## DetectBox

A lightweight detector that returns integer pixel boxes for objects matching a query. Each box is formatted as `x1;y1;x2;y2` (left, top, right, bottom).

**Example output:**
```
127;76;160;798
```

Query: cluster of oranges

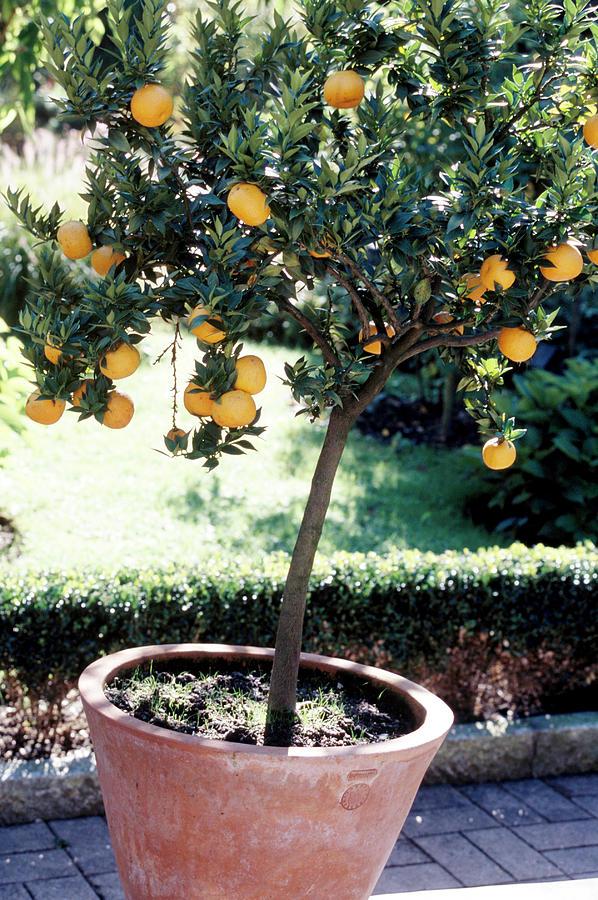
27;72;362;435
26;339;139;428
25;75;597;472
182;305;267;432
469;243;590;470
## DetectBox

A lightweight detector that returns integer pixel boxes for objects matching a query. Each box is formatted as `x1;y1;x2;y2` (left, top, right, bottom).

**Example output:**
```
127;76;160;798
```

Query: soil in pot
104;657;418;747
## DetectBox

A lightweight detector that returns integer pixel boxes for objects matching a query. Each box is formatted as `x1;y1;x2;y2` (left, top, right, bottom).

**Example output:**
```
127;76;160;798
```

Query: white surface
373;879;598;900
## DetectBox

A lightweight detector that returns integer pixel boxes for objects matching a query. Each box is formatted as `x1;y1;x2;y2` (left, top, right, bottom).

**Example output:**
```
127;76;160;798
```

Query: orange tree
8;0;598;735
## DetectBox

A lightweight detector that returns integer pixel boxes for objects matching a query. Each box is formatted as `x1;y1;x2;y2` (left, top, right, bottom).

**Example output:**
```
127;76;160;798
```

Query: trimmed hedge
1;543;597;694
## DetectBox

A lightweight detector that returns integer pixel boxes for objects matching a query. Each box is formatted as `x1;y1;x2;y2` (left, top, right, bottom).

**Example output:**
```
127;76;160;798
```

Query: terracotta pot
79;643;453;900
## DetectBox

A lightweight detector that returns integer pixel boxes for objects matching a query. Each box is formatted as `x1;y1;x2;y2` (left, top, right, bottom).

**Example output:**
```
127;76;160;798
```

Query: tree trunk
265;405;354;740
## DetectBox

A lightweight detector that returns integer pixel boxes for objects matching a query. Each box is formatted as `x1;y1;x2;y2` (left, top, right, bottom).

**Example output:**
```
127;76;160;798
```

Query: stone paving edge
1;711;597;825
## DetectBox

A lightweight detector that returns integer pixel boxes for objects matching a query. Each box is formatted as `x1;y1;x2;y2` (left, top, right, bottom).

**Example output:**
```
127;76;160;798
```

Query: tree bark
265;405;354;736
264;328;424;741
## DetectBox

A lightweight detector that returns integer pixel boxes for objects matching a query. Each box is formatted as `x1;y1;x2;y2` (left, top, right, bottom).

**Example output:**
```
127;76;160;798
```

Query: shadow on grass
165;420;503;557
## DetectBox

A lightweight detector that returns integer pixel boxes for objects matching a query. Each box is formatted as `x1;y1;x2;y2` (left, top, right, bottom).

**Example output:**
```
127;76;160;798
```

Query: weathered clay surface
79;644;453;900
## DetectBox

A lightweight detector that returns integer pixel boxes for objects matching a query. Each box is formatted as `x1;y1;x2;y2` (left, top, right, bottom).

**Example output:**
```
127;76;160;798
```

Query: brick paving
0;775;596;898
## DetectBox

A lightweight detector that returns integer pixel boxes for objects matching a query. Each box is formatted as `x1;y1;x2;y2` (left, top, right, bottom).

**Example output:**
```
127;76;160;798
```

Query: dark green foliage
468;357;598;543
2;543;597;695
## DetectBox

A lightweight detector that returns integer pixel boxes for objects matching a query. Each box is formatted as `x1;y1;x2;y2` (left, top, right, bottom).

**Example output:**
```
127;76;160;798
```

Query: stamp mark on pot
340;782;370;810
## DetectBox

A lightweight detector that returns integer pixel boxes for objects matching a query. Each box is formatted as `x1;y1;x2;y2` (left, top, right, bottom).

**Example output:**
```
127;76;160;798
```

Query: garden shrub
1;542;597;699
467;357;598;545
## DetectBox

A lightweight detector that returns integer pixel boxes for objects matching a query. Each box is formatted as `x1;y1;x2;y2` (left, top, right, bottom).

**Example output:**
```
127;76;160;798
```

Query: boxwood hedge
1;542;597;695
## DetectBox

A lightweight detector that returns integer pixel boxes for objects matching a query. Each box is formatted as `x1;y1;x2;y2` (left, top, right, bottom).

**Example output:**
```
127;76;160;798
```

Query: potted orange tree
8;0;598;895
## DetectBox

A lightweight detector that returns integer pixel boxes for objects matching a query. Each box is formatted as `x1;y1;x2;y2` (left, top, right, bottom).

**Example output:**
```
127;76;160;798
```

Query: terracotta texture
79;644;453;900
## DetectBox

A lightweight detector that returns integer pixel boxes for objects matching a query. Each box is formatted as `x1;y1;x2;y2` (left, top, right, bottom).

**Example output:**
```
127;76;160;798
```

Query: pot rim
79;643;454;759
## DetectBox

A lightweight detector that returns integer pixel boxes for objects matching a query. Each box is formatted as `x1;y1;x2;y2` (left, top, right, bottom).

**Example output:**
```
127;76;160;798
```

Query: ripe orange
91;246;126;277
130;83;173;128
479;254;515;290
188;306;226;343
227;183;270;227
482;437;517;470
359;322;396;354
307;235;335;258
211;390;257;428
234;355;267;394
167;427;186;441
183;382;213;417
583;115;598;148
56;221;92;260
44;335;63;365
99;343;140;379
540;242;583;282
588;249;598;265
497;327;537;363
72;379;94;408
461;273;486;304
25;390;65;425
102;391;134;429
432;312;464;335
323;70;365;109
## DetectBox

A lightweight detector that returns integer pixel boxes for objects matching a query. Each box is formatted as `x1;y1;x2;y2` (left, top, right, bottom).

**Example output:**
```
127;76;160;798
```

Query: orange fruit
323;70;365;109
56;221;92;260
540;242;583;282
211;390;257;428
307;235;335;258
482;437;517;470
44;335;63;365
130;83;173;128
234;355;267;394
432;312;464;335
227;183;270;227
588;249;598;265
188;306;226;343
72;379;94;408
479;254;516;290
25;390;65;425
583;115;598;148
461;273;486;304
167;427;186;441
91;246;126;277
497;327;537;363
102;391;134;429
99;343;140;379
359;322;396;354
183;382;213;417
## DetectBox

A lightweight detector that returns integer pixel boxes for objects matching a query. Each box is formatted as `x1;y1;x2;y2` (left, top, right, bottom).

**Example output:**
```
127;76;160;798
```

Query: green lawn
0;324;507;572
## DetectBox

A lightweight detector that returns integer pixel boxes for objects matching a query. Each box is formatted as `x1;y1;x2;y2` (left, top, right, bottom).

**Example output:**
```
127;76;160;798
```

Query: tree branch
399;327;501;363
526;278;554;314
274;296;342;368
327;263;372;339
493;64;558;143
335;252;403;333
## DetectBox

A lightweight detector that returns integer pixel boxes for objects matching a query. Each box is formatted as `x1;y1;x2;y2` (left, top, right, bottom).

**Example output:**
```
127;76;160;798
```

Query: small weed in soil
104;659;417;748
